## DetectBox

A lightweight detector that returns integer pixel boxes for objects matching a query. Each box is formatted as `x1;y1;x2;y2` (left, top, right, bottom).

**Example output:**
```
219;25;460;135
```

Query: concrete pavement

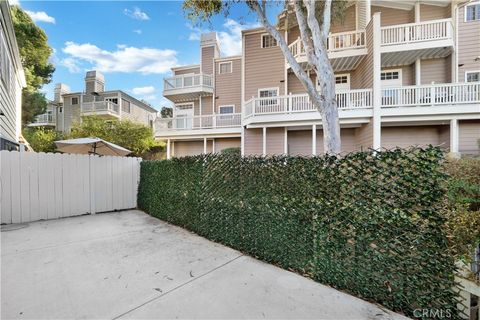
1;210;408;319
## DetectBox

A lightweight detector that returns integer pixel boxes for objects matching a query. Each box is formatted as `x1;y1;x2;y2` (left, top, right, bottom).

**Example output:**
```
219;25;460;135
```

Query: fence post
89;155;96;214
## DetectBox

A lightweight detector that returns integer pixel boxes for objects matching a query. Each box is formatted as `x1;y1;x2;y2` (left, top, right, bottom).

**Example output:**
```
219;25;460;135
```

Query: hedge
138;147;460;318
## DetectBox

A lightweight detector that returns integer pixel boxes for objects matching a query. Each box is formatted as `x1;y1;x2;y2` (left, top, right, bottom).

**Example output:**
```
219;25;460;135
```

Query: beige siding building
29;71;158;133
157;0;480;158
0;0;26;150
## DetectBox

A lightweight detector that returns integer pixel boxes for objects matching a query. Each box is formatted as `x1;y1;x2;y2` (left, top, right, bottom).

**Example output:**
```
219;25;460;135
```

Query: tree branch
293;1;317;67
322;0;332;40
249;0;319;98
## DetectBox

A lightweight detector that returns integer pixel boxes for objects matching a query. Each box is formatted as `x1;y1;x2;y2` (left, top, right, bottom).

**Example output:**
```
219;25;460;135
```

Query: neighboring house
157;0;480;158
0;0;27;151
29;71;158;133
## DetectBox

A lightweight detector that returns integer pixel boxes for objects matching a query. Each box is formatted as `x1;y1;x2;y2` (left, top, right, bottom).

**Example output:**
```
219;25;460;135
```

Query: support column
166;139;171;160
312;124;317;156
241;126;245;156
262;127;267;156
450;119;460;157
203;137;207;154
372;13;382;150
283;127;288;155
414;1;421;85
212;138;215;154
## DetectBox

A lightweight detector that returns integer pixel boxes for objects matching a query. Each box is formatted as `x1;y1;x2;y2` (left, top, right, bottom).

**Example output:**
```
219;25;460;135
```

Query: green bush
23;127;64;152
138;147;460;318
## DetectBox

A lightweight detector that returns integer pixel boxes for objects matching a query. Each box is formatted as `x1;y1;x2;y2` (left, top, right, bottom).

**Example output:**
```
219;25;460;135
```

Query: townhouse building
0;0;27;151
157;0;480;158
29;71;158;133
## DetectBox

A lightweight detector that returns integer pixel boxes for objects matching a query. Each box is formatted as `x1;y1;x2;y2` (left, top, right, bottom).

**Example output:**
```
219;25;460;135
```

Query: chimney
54;83;70;103
200;32;220;75
85;70;105;94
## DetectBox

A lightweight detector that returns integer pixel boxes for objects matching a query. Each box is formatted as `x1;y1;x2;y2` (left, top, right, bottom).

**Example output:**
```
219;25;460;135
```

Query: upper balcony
155;113;242;138
27;113;56;127
287;30;367;72
163;73;214;103
380;19;453;67
81;101;120;119
243;83;480;126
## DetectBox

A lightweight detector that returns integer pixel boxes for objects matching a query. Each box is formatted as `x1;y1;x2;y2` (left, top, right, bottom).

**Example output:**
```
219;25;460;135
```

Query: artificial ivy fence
138;147;460;318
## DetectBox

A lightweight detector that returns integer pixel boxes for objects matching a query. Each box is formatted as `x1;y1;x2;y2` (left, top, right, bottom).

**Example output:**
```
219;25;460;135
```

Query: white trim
450;118;459;155
312;124;317;156
262;127;267;156
174;102;194;117
171;64;200;72
465;70;480;82
218;61;233;74
219;105;235;114
464;1;480;22
283;127;288;154
260;33;278;48
215;55;241;62
258;87;280;97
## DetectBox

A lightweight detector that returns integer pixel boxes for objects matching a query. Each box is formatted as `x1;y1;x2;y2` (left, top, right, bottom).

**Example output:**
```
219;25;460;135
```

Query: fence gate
0;151;141;224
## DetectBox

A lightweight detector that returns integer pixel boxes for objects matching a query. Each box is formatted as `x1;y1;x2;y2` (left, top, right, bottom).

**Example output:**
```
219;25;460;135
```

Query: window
381;71;400;81
219;105;234;114
71;97;79;105
58;107;63;113
259;88;278;98
121;99;131;113
105;97;118;104
466;3;480;21
261;34;277;48
335;76;349;84
466;71;480;82
219;62;232;74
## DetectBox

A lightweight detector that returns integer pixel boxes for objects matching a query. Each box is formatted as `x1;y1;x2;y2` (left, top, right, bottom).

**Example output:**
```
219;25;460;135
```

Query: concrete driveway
1;210;407;319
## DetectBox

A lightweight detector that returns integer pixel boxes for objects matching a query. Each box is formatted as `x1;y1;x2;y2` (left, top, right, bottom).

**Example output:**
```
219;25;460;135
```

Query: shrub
138;147;460;318
23;127;64;152
220;147;240;156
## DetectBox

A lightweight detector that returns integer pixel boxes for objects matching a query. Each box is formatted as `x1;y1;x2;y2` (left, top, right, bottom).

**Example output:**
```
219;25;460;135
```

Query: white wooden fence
0;151;141;224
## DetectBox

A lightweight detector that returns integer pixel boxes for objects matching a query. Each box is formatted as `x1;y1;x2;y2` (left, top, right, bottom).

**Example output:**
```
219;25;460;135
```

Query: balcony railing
157;113;241;132
288;30;366;58
244;89;373;117
81;101;119;114
381;82;480;108
32;113;55;125
163;73;213;91
381;18;452;46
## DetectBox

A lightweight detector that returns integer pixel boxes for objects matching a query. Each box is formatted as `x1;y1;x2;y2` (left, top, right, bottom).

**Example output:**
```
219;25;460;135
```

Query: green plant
138;147;460;318
220;147;240;156
23;127;64;152
69;116;158;157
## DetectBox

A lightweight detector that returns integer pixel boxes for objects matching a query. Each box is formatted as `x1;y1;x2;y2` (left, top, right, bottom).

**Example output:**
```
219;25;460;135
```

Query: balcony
81;101;120;119
155;113;242;138
287;30;367;71
381;82;480;118
380;19;453;67
27;113;56;127
244;89;373;126
163;73;214;103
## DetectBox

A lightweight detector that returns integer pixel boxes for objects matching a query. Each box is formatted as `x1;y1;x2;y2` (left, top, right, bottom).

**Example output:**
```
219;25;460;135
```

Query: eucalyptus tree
183;0;347;154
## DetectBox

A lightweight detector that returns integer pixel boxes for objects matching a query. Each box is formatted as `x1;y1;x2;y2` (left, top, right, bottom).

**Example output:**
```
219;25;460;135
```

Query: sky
14;0;283;111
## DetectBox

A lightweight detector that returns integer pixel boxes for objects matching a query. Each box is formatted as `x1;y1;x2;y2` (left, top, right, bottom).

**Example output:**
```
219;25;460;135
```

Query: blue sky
14;0;283;111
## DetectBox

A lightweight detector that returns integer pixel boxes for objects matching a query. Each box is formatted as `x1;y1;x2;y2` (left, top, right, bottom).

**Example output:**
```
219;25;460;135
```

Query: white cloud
60;57;81;73
62;42;177;74
188;19;260;56
133;29;142;34
132;86;155;95
124;7;149;21
25;10;55;24
9;0;20;6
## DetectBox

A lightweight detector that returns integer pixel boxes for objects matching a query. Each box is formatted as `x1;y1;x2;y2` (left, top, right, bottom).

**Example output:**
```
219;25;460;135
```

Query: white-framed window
380;70;401;81
218;62;232;74
381;69;403;105
219;105;234;114
465;2;480;21
174;102;194;129
466;71;480;82
121;99;131;113
261;34;278;48
105;97;119;105
71;97;79;105
258;87;279;98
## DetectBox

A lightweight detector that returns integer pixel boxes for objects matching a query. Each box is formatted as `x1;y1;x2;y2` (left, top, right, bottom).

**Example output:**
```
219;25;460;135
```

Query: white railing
33;113;55;124
244;89;373;117
157;113;241;132
82;101;119;114
288;30;366;58
163;73;213;91
381;82;480;108
381;18;452;46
